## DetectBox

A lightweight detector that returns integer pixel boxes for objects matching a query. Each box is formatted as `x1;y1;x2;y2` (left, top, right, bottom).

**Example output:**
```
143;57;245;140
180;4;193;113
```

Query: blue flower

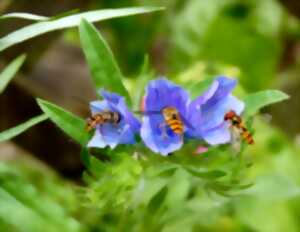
140;78;192;156
87;90;140;149
187;76;245;145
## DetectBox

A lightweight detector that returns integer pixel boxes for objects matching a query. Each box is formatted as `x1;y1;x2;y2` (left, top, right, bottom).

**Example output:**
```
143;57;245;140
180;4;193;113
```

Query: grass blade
0;54;26;93
0;7;164;52
0;114;48;142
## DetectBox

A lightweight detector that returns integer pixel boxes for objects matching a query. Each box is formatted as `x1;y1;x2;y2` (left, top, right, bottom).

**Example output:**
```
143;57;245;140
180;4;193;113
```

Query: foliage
0;6;163;52
0;2;300;232
0;161;84;232
0;55;48;142
0;54;26;94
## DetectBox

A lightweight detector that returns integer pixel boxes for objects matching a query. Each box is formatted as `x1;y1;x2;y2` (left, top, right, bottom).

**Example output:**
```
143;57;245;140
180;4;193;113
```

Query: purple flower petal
141;78;189;155
188;76;245;145
87;90;140;149
141;116;183;156
202;122;231;145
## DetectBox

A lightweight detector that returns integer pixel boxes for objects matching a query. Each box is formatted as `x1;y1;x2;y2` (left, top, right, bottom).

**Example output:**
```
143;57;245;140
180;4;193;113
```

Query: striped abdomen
224;110;254;145
166;118;184;135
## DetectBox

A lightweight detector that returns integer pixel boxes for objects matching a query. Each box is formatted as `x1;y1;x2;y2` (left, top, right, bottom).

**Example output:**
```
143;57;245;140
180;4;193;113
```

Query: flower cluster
87;76;245;156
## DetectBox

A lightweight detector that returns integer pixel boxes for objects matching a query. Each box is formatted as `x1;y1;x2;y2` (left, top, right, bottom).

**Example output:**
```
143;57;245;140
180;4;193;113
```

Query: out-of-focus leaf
80;148;91;168
0;7;164;52
0;54;26;93
243;90;289;118
188;78;214;99
0;13;49;21
244;174;300;200
37;99;89;146
169;0;283;91
146;163;179;178
165;169;190;207
185;167;227;180
147;185;168;214
79;19;130;103
132;55;154;110
0;114;48;142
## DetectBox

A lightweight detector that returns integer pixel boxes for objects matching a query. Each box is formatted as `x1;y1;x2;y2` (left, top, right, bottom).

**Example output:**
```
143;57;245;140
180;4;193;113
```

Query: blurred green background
1;0;300;231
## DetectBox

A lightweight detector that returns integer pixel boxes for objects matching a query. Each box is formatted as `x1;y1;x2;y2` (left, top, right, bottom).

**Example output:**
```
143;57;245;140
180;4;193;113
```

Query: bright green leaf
0;114;48;142
0;13;49;21
0;7;164;52
0;54;26;93
37;98;89;146
243;90;289;118
185;167;227;179
79;19;130;102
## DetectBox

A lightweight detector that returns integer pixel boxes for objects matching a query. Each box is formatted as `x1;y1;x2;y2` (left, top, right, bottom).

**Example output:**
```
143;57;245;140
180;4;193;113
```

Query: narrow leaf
185;167;227;180
0;54;26;93
243;90;289;118
147;185;168;213
80;148;91;168
79;19;130;102
132;55;154;109
0;13;49;21
0;114;48;142
0;7;164;52
37;99;89;146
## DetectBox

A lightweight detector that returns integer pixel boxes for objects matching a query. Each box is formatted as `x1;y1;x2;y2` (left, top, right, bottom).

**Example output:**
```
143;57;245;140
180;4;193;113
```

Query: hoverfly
86;111;121;132
224;110;254;145
135;106;193;137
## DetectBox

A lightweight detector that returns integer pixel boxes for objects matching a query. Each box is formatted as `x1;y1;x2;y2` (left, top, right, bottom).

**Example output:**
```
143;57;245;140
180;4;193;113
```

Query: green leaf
132;55;154;109
0;7;164;52
0;114;48;142
244;174;300;200
80;148;91;168
37;99;89;146
79;19;130;103
185;167;227;179
0;54;26;93
147;185;168;214
243;90;289;118
0;13;49;21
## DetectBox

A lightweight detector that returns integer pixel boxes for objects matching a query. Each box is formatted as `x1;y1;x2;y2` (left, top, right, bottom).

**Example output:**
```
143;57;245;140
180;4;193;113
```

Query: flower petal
90;101;110;114
87;128;106;148
202;122;231;145
141;115;183;156
201;94;245;131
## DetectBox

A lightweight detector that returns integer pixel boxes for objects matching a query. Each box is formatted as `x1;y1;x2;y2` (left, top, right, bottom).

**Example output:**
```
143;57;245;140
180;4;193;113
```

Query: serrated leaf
0;13;49;21
0;7;163;52
0;114;48;142
243;90;289;118
37;99;89;146
0;54;26;93
79;19;130;102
